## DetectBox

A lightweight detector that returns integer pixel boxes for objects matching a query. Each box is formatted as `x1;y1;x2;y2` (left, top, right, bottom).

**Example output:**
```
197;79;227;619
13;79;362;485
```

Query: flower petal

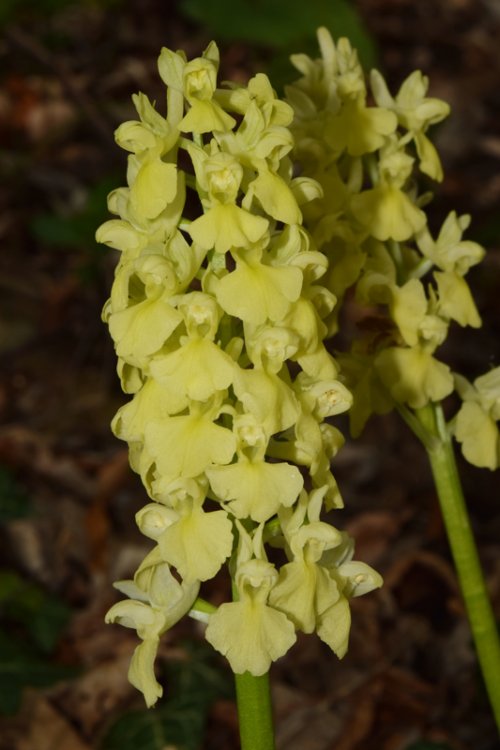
145;414;236;479
351;184;426;242
128;638;163;708
159;508;233;582
205;600;296;675
316;596;351;658
108;296;182;366
150;339;235;401
188;203;268;253
455;401;499;470
376;346;453;408
215;259;302;325
207;460;303;522
130;160;178;220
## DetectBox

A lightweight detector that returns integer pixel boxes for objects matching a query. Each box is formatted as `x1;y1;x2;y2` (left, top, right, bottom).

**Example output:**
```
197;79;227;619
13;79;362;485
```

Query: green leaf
0;571;71;653
0;629;76;715
31;174;121;282
0;467;32;521
31;175;120;251
102;641;232;750
31;214;86;248
179;0;377;69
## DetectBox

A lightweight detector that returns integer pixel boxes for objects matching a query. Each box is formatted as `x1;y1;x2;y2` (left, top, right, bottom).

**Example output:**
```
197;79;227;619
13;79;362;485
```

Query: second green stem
416;403;500;731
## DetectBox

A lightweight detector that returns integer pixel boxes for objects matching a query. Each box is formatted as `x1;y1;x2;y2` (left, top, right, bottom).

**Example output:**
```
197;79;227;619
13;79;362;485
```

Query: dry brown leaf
0;690;91;750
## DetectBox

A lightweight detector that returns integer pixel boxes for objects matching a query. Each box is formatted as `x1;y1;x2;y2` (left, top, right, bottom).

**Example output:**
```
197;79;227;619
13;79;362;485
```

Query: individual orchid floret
112;375;189;447
112;94;184;225
269;489;344;634
149;335;235;402
244;166;303;225
334;36;367;102
205;524;296;675
213;99;294;176
370;69;449;135
215;72;294;129
233;365;300;437
324;97;397;157
105;548;199;707
244;324;300;373
213;246;303;326
433;270;481;329
206;413;304;522
115;92;179;156
453;368;500;470
289;29;397;160
268;223;324;277
389;278;448;350
149;292;236;402
275;294;328;364
416;211;486;275
144;396;236;483
158;41;236;133
108;253;179;314
375;345;454;409
266;388;346;509
96;190;189;264
305;336;343;382
321;531;383;597
294;408;345;507
186;146;269;253
370;69;450;180
135;478;234;583
104;257;183;369
129;155;179;220
270;490;382;657
293;372;353;421
288;28;339;113
191;147;243;203
317;531;382;655
354;239;396;305
350;140;426;241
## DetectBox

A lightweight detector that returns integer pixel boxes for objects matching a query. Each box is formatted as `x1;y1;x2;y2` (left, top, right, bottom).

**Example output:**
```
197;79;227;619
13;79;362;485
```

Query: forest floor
1;1;499;748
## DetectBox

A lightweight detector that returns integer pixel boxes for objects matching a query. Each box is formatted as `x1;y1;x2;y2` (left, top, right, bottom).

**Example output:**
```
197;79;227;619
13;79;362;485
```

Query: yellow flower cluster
98;40;381;706
287;28;499;464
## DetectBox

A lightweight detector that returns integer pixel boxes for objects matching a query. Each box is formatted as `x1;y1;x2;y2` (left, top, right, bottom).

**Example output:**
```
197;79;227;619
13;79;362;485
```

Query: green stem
407;257;434;280
365;153;379;186
415;403;500;731
234;671;276;750
396;403;436;451
387;238;405;284
231;580;276;750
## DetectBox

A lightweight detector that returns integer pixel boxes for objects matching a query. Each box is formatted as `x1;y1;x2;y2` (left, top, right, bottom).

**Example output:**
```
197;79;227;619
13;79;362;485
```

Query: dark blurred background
1;1;499;749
